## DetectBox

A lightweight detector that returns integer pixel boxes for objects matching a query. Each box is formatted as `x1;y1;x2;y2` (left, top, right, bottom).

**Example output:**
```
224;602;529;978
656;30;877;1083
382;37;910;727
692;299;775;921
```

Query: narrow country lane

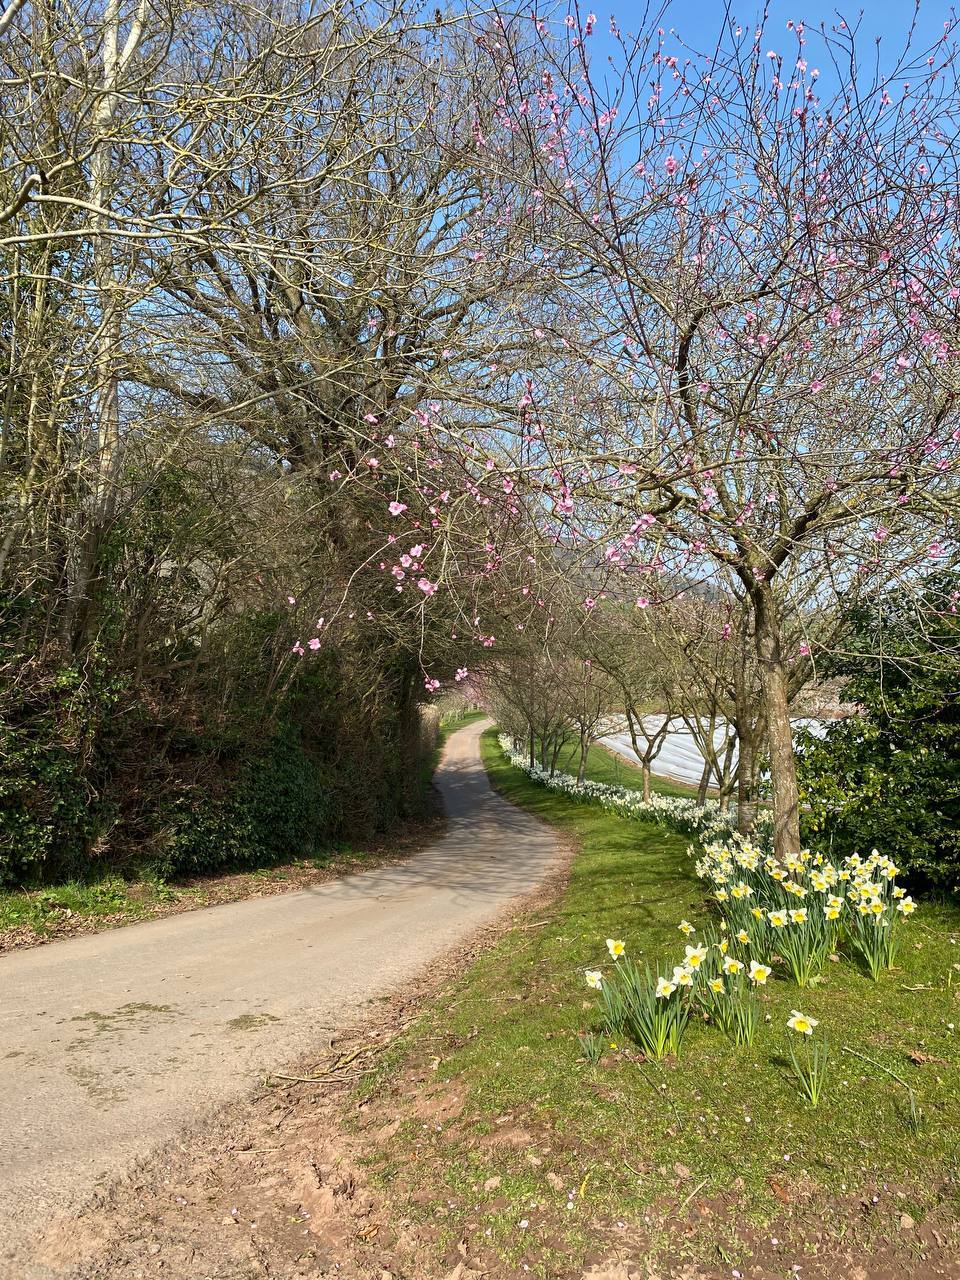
0;719;559;1279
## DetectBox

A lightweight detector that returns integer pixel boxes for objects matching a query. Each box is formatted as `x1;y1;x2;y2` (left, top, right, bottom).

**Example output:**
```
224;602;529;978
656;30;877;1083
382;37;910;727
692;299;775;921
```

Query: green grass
0;875;167;934
359;727;960;1275
550;736;700;799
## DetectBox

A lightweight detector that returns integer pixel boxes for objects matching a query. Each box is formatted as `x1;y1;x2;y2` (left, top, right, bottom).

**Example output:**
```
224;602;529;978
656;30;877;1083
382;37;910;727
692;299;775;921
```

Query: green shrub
799;579;960;895
0;660;120;885
161;725;332;875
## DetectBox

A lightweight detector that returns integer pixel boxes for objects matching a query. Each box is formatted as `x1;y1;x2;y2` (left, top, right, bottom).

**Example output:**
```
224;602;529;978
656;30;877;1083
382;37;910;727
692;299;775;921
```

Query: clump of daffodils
582;922;769;1059
693;839;916;984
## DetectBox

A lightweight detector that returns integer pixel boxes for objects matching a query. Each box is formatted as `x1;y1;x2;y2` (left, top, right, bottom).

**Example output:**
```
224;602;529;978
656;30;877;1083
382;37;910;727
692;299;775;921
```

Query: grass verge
353;727;960;1278
550;736;701;798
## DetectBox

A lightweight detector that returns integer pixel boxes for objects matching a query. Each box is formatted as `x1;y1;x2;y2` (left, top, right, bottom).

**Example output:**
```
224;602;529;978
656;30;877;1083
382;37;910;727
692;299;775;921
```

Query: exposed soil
25;834;960;1280
0;803;445;956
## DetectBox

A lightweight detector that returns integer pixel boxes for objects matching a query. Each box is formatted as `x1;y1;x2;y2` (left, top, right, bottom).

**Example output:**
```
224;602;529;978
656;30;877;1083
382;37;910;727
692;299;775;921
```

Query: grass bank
551;736;701;798
355;727;960;1278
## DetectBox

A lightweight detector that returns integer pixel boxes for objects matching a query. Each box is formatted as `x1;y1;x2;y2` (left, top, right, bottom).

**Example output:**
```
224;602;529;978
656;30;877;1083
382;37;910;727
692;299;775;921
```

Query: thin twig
679;1177;709;1213
841;1045;914;1092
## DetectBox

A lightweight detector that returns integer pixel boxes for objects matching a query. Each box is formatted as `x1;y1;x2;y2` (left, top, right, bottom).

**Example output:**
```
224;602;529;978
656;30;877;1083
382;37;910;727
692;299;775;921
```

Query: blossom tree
467;4;960;858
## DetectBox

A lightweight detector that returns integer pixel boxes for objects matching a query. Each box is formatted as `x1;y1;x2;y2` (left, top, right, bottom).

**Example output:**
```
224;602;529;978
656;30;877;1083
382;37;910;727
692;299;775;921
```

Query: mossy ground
356;727;960;1276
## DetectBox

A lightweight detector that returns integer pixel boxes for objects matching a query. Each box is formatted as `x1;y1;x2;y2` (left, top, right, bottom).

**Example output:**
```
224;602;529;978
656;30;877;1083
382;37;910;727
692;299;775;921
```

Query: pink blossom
798;642;810;656
308;637;321;651
584;597;597;609
287;595;296;605
636;597;650;609
455;668;469;682
810;379;824;393
418;577;437;596
665;154;678;175
363;412;379;423
424;676;440;693
410;544;425;557
292;642;304;656
388;501;407;516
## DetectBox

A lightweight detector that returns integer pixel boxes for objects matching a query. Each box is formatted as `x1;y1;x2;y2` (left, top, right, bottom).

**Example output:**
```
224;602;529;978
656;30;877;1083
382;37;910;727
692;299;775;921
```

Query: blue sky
586;1;955;76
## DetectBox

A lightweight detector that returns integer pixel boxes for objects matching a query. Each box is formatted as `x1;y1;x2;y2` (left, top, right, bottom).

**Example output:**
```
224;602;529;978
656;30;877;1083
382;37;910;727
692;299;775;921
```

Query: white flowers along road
599;716;826;788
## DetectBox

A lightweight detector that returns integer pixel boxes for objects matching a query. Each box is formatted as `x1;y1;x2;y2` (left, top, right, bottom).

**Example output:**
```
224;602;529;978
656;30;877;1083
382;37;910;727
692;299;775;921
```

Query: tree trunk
717;734;737;812
528;725;535;769
736;726;757;834
577;733;588;785
752;583;801;860
696;758;711;806
641;761;651;802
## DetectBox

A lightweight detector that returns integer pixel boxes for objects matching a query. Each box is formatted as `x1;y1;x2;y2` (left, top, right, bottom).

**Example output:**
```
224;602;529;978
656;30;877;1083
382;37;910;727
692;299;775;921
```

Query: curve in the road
0;718;559;1279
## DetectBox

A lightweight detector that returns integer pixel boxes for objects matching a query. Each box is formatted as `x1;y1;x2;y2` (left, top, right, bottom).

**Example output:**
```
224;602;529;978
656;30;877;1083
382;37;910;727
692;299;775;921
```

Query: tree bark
577;732;588;785
696;757;711;806
736;726;757;834
717;734;736;812
751;582;801;859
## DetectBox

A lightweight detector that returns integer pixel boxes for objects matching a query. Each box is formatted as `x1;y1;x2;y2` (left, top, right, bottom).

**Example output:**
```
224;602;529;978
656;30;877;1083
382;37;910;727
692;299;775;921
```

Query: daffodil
606;938;625;960
823;905;841;920
897;897;916;915
768;910;788;928
684;944;708;969
748;960;771;985
723;956;745;976
585;969;603;989
678;920;696;936
655;976;677;999
708;977;724;994
736;929;750;945
672;965;694;988
787;1010;818;1036
789;908;808;925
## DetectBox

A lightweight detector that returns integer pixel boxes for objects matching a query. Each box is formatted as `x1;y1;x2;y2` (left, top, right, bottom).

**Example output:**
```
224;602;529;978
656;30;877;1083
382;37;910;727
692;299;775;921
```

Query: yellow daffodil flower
787;1010;818;1035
